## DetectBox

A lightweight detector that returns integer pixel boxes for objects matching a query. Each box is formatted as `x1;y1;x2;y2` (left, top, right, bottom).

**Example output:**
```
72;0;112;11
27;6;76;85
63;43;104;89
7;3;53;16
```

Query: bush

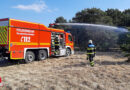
119;32;130;60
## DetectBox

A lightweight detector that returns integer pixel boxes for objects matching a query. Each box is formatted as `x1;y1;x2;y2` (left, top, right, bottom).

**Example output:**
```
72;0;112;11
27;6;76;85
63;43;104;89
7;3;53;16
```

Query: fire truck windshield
68;35;73;41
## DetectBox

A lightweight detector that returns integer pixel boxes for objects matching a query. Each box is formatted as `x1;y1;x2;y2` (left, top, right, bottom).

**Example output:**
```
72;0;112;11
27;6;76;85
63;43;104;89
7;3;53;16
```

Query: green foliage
126;27;130;31
98;16;113;25
53;8;130;52
55;16;67;23
71;8;130;27
121;9;130;27
69;28;118;51
118;32;130;57
54;16;67;29
106;9;123;26
72;8;108;24
55;8;130;27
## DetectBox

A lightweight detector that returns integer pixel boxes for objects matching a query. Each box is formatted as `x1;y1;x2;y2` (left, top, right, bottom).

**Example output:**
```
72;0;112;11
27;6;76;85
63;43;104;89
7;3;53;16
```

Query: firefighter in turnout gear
54;35;60;55
86;40;96;66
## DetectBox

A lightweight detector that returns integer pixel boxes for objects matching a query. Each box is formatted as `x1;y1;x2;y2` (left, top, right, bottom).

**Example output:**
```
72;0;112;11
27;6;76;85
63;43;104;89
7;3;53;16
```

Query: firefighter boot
54;50;59;55
54;51;58;55
90;61;94;67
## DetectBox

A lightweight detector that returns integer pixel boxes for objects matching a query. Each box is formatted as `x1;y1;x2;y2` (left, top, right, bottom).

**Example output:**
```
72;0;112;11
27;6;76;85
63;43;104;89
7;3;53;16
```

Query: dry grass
0;52;130;90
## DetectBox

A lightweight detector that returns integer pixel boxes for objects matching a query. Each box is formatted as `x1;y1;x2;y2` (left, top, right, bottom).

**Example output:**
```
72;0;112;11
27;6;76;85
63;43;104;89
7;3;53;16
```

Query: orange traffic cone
0;77;3;87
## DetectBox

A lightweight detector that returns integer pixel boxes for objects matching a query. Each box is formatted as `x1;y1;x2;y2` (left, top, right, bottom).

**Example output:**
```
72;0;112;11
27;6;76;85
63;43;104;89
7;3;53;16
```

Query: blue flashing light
66;31;70;33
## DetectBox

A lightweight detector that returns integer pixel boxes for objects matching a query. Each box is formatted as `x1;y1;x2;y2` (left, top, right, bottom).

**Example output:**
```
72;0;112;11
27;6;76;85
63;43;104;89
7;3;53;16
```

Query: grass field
0;52;130;90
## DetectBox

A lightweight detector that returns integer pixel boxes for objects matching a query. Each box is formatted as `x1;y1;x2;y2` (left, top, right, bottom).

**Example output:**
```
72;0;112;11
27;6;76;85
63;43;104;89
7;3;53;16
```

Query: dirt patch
0;52;130;90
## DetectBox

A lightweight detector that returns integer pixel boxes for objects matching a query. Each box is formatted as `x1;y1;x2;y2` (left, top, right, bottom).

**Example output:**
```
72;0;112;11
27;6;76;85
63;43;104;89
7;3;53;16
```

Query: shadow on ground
62;60;129;69
95;60;130;65
0;59;23;67
62;62;89;68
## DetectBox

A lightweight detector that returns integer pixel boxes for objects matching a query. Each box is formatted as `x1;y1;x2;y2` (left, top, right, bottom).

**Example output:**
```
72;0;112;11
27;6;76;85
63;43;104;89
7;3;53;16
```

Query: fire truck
0;18;74;63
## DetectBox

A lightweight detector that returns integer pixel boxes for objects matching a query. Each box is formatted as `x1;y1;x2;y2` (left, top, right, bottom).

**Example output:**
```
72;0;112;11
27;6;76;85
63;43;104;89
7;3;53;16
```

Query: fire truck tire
38;50;47;60
66;48;71;56
25;51;35;63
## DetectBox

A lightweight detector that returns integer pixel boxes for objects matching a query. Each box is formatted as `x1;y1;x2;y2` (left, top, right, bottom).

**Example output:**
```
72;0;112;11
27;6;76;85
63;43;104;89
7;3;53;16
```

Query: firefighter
86;40;96;66
54;35;60;55
59;34;64;48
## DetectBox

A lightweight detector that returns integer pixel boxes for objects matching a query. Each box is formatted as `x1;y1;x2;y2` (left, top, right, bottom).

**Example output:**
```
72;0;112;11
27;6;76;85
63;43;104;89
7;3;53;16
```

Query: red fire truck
0;18;74;63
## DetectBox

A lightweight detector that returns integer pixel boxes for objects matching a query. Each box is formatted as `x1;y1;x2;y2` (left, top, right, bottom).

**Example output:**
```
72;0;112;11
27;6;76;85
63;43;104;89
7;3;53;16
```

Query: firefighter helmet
56;35;59;38
88;40;93;44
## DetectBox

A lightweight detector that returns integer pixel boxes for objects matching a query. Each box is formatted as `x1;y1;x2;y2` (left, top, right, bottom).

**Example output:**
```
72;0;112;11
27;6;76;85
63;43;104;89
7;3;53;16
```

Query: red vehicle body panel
65;32;74;50
0;18;74;59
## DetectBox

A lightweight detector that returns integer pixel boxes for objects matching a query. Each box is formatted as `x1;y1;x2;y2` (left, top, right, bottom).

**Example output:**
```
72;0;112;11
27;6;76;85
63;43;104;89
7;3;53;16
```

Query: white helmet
56;35;59;38
88;40;93;44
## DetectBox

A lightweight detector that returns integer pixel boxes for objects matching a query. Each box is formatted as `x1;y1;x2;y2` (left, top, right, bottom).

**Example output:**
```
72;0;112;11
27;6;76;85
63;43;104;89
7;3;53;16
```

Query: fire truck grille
0;26;8;45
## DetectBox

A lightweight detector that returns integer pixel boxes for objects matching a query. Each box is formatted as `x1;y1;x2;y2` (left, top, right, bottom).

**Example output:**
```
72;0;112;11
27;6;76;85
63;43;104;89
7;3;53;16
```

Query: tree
106;9;123;26
55;16;67;23
53;8;130;52
72;8;106;24
54;16;67;29
123;9;130;15
99;16;113;25
121;9;130;27
119;32;130;61
69;27;119;51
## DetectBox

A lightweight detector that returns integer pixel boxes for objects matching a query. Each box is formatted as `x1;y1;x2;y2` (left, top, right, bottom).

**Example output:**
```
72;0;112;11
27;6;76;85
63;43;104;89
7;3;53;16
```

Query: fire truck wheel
66;48;71;56
38;50;47;60
25;51;35;63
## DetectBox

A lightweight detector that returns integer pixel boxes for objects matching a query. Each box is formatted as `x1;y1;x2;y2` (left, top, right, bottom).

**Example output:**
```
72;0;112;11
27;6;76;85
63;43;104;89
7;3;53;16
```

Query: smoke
56;23;128;32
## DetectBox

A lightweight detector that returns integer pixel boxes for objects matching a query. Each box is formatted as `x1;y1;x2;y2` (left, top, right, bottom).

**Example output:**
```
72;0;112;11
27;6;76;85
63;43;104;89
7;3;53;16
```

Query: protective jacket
55;37;60;46
86;44;96;56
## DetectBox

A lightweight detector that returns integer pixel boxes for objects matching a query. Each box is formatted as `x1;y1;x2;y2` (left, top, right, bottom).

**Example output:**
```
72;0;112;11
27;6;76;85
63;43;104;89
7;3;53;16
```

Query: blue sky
0;0;130;26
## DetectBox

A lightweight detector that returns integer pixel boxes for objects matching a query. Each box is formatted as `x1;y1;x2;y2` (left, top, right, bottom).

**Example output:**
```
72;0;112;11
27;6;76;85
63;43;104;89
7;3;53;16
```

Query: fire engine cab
0;18;74;63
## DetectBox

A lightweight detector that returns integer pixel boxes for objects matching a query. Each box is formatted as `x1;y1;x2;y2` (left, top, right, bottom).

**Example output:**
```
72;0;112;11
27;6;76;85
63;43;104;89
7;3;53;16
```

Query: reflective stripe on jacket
55;39;60;46
86;44;96;55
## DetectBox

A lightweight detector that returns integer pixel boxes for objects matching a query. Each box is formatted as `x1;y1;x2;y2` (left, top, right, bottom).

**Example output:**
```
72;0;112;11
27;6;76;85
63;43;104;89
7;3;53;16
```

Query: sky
0;0;130;26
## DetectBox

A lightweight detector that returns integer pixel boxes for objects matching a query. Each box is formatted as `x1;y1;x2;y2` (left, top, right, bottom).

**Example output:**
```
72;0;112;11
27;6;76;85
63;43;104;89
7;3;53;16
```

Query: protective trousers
87;54;94;66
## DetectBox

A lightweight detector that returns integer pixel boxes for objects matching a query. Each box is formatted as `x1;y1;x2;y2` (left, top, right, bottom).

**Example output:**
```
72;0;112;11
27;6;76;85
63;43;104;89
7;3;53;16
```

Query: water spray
50;23;128;32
